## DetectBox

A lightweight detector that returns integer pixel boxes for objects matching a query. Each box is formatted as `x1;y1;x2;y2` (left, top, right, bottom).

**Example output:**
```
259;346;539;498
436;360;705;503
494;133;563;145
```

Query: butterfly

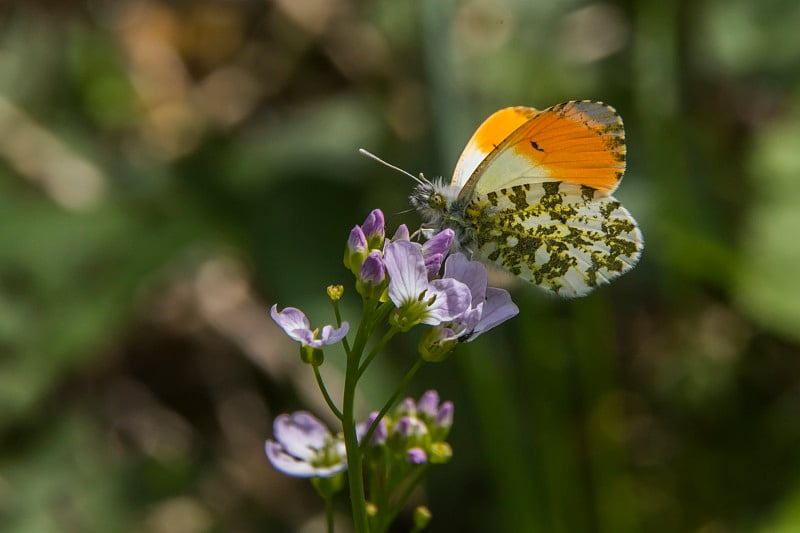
408;100;643;297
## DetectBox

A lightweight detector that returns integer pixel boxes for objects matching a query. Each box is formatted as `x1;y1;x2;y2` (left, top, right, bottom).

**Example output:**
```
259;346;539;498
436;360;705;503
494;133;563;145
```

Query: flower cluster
266;208;519;532
344;209;519;359
359;390;454;466
265;390;454;479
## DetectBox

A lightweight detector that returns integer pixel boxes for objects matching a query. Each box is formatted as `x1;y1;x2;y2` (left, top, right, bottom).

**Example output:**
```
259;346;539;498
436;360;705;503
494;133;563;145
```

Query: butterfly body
411;100;643;298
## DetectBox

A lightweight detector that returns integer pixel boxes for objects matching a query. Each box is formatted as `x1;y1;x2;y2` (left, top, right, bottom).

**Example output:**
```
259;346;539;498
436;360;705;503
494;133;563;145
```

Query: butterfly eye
428;192;446;211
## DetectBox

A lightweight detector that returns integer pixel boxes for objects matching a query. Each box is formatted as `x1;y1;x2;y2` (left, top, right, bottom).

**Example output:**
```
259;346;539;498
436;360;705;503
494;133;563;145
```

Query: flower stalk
265;208;519;532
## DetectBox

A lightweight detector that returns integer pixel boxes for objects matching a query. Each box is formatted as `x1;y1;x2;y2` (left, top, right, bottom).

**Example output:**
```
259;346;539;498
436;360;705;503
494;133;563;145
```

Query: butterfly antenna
358;148;426;186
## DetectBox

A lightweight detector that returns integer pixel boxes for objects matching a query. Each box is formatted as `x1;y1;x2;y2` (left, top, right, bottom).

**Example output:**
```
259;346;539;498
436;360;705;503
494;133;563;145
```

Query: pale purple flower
440;254;519;342
270;305;349;348
384;240;470;330
396;397;417;417
265;412;346;478
407;447;428;465
357;411;387;446
416;390;440;419
436;401;454;430
415;390;453;437
469;288;519;339
394;415;428;439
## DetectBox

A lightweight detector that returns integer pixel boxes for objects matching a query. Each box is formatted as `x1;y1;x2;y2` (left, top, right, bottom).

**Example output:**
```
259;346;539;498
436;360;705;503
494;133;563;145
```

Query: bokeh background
2;0;800;531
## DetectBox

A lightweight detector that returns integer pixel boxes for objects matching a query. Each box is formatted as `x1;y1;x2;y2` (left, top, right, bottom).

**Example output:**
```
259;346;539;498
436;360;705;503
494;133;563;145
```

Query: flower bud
429;442;453;464
413;506;432;530
344;225;368;274
417;390;440;419
357;411;387;446
361;209;386;250
394;416;427;442
366;502;378;517
436;401;454;431
407;447;428;465
396;397;417;417
356;251;387;299
327;284;344;301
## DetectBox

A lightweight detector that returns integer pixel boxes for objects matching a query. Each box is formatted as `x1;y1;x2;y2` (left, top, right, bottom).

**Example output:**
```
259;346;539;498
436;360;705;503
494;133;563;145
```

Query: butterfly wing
451;106;539;189
463;181;643;297
453;101;638;296
458;100;625;199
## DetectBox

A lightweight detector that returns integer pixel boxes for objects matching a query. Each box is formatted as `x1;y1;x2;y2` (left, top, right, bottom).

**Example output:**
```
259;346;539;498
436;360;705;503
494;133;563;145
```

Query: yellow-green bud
413;506;432;530
429;442;452;464
327;285;344;301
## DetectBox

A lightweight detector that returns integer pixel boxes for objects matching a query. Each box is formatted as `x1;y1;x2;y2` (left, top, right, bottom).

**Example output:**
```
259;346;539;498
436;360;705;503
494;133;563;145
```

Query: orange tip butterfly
366;100;643;297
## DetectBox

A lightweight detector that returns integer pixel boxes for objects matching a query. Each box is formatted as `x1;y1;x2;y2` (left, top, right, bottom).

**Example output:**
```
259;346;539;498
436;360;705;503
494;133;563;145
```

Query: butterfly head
409;178;466;237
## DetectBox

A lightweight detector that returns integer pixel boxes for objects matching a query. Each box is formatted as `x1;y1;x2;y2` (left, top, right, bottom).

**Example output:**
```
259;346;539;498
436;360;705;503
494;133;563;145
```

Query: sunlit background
2;0;800;531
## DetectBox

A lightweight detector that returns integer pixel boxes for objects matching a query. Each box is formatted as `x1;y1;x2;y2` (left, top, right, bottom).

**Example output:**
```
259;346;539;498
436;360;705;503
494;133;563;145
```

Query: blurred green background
1;0;800;531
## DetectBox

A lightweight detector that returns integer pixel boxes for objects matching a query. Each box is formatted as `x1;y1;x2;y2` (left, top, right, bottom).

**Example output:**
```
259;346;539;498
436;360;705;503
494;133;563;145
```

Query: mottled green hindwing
463;181;643;297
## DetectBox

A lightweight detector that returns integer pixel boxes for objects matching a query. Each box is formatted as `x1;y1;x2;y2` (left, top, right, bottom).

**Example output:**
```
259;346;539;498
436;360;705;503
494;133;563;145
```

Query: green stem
325;495;335;533
314;365;343;420
357;326;399;379
342;299;378;533
368;301;393;331
361;358;426;452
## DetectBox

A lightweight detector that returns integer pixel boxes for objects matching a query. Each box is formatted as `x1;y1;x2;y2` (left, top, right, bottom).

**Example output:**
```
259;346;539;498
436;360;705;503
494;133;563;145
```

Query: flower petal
424;278;471;324
265;440;319;477
385;240;428;307
424;252;445;279
319;323;350;345
467;288;519;340
265;440;347;478
443;254;488;304
391;224;410;242
270;305;311;343
422;229;454;259
273;412;329;460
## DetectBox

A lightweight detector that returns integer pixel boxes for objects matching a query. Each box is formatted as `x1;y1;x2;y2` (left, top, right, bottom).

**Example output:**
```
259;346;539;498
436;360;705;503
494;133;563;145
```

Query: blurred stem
325;495;335;533
360;358;426;452
459;342;540;531
357;326;400;379
314;365;343;420
342;299;378;533
383;465;430;532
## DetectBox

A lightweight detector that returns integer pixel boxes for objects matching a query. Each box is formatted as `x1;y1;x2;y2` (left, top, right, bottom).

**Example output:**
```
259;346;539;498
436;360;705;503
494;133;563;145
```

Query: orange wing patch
470;107;539;153
507;101;625;193
451;106;538;188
